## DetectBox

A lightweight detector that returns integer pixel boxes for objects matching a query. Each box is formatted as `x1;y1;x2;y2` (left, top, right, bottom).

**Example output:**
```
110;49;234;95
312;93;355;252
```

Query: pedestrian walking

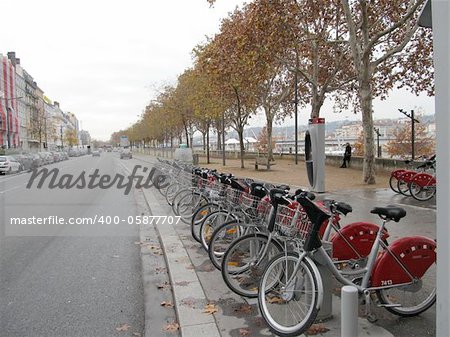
340;143;352;168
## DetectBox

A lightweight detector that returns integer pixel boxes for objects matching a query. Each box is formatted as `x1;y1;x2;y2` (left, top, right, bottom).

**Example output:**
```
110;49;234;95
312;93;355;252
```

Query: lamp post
294;52;299;165
374;127;381;158
399;108;420;160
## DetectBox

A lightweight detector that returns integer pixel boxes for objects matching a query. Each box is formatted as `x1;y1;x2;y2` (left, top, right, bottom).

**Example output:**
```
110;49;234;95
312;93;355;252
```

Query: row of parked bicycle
151;158;436;337
389;154;436;201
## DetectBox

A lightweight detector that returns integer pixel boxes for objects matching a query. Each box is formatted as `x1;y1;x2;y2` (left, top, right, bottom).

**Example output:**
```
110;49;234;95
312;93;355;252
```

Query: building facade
0;53;20;148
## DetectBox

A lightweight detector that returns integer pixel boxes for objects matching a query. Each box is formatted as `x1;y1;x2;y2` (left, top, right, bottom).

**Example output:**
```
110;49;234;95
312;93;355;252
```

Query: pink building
0;54;20;148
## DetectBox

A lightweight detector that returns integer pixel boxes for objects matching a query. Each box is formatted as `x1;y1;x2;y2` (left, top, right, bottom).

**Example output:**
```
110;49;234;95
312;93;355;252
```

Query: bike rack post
341;285;358;337
312;241;333;321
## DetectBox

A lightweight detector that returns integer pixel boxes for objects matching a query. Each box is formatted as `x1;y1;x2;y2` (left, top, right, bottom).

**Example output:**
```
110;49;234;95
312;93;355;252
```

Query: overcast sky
1;0;434;140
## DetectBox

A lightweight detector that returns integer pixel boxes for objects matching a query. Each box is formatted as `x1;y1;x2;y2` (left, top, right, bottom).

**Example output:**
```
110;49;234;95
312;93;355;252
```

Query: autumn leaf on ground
175;281;190;286
239;328;251;336
156;281;171;290
186;264;195;270
234;304;253;314
155;267;167;274
160;301;174;308
163;321;180;332
267;297;284;304
306;324;330;335
203;303;218;315
116;323;131;332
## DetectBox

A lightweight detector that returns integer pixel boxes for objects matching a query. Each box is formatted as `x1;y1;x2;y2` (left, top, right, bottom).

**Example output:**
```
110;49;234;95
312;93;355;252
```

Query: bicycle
258;195;436;337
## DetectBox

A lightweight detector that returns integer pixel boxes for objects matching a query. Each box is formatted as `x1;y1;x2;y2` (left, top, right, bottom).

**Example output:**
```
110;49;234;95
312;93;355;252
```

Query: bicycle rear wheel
376;262;436;317
258;252;320;337
221;233;283;298
409;173;436;201
389;175;401;193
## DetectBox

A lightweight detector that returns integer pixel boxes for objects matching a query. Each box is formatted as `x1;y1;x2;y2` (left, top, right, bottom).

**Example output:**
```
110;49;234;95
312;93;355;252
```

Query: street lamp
398;108;420;160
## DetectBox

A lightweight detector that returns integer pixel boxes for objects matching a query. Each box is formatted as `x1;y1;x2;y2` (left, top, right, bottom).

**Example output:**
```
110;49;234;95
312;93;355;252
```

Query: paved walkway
134;154;436;337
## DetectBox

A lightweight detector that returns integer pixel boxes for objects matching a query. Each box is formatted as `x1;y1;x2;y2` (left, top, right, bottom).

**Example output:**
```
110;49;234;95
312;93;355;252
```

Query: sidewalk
133;154;436;337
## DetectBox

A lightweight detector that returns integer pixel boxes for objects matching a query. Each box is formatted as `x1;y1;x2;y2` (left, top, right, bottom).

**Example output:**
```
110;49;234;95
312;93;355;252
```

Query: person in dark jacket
340;143;352;168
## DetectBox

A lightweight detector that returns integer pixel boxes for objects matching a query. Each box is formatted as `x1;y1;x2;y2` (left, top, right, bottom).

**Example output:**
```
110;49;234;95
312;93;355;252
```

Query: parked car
29;153;43;168
12;154;33;171
0;155;22;174
92;150;100;157
120;148;132;159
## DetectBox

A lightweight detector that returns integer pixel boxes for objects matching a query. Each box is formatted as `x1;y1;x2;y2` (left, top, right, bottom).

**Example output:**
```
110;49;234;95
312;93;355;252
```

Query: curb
141;185;221;337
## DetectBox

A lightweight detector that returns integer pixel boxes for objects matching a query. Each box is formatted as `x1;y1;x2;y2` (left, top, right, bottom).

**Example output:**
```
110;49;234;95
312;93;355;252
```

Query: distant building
79;130;91;146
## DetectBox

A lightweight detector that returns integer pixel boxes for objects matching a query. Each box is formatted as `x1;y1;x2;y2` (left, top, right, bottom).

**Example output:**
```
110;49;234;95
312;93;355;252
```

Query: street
0;152;145;337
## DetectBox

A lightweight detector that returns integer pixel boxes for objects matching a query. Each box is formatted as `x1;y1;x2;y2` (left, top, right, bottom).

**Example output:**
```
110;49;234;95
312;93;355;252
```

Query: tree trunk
237;127;245;169
359;80;376;184
217;128;222;151
206;128;210;164
202;132;206;151
266;114;274;161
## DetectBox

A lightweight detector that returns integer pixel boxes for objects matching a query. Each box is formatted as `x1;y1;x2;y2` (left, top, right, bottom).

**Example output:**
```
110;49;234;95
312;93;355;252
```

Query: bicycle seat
336;202;352;215
370;206;406;222
250;183;267;198
269;188;290;206
294;190;315;201
276;184;290;191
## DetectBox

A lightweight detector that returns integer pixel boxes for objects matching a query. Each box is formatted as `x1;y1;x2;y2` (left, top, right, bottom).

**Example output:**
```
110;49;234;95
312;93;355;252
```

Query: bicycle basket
274;204;312;240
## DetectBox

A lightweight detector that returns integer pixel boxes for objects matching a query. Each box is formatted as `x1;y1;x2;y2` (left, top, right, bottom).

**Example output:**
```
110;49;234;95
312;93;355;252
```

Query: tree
340;0;433;184
64;129;78;147
385;119;435;158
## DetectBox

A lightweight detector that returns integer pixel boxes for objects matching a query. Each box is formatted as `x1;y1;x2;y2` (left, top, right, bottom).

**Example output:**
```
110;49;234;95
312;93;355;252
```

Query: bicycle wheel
191;203;219;243
409;173;436;201
376;262;436;317
171;188;194;215
177;191;209;224
389;174;401;194
221;233;283;298
258;252;320;337
199;210;237;251
165;183;182;206
208;221;257;270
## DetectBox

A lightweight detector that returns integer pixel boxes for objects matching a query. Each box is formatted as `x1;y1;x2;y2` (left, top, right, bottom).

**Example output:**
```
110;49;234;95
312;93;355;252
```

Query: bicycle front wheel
191;203;219;243
208;221;258;270
199;210;237;251
221;233;283;298
376;262;436;317
177;191;209;224
409;173;436;201
259;252;320;337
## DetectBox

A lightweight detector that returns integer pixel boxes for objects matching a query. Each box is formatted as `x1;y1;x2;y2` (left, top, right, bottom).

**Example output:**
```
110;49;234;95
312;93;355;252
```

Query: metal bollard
312;241;333;321
341;285;358;337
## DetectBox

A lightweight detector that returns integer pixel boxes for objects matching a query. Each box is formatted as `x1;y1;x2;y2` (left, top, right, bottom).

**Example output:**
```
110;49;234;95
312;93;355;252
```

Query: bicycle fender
391;169;406;179
303;255;324;310
331;222;389;261
399;170;418;183
410;173;436;187
371;236;436;287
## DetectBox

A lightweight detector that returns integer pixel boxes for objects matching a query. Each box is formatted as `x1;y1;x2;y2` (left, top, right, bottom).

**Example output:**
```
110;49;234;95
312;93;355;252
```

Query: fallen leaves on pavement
239;328;251;336
156;281;171;290
160;301;174;308
267;297;284;304
163;321;180;332
306;324;330;335
234;304;253;314
116;323;131;332
203;303;218;315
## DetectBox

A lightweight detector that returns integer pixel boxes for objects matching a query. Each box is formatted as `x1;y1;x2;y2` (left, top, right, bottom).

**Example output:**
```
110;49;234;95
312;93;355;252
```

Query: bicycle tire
191;203;220;243
389;175;401;193
199;210;237;251
376;261;436;317
165;183;182;206
177;191;209;224
258;252;320;337
208;221;260;270
409;173;436;201
397;175;411;196
171;187;195;215
221;233;283;298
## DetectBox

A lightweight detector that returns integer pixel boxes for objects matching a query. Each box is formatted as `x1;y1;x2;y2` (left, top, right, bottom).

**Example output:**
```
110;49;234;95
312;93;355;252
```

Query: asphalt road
0;152;145;337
